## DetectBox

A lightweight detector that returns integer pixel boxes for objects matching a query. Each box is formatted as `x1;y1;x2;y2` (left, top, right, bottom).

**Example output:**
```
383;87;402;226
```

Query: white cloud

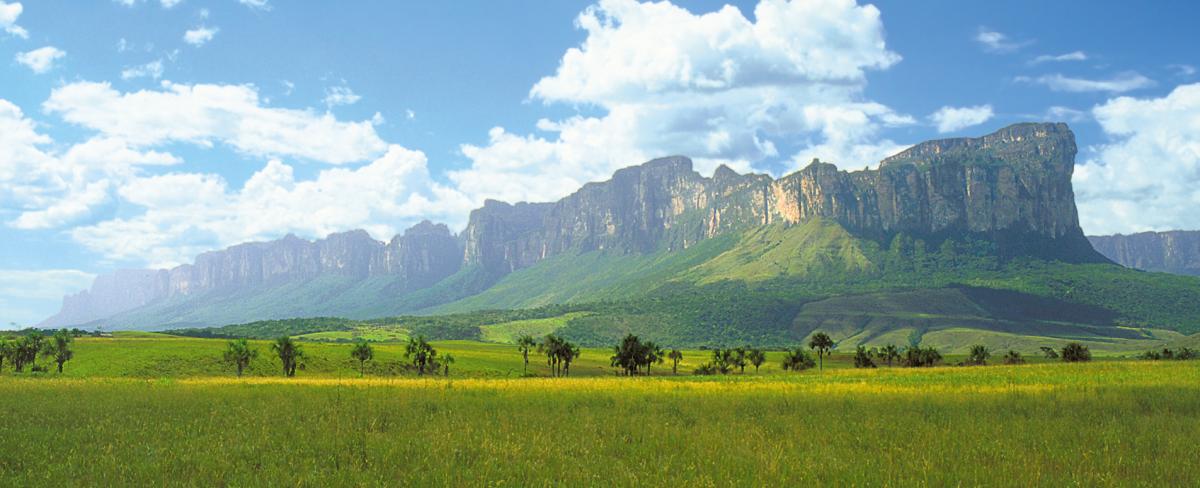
323;85;361;107
15;47;66;74
1030;51;1087;65
1074;83;1200;235
44;81;388;165
453;0;910;204
120;59;164;80
161;0;182;8
929;104;994;133
974;27;1030;53
0;100;179;230
1168;64;1196;78
1017;72;1155;93
1043;105;1088;122
183;25;218;46
72;146;473;267
238;0;270;11
0;1;28;38
0;270;97;300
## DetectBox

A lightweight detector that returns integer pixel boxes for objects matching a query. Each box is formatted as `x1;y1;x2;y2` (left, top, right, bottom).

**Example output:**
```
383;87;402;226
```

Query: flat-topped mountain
43;123;1200;348
464;122;1100;277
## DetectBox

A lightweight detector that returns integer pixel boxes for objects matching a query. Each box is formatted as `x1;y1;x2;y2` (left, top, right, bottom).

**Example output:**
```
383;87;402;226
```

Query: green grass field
2;334;1197;485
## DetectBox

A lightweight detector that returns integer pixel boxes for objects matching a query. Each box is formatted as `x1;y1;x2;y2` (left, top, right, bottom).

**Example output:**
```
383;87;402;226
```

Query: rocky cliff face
44;123;1102;328
39;221;463;328
1089;231;1200;276
462;123;1103;275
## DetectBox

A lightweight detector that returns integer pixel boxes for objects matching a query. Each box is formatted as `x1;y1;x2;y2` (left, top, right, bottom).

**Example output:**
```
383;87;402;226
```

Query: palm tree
644;341;664;376
350;340;374;377
747;348;766;373
1002;350;1025;365
0;336;12;373
441;354;455;376
732;346;748;374
611;334;644;376
668;349;683;375
966;344;990;366
559;343;580;377
223;338;258;377
405;336;436;375
517;334;538;375
271;336;303;377
879;344;900;367
541;334;566;376
43;329;76;374
809;332;834;371
781;347;815;371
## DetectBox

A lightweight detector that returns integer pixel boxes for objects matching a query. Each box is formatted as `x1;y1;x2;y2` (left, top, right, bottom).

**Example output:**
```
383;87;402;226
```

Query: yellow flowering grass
2;360;1198;486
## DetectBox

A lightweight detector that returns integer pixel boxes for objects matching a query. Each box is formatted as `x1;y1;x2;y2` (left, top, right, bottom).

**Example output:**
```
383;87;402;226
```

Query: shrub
902;346;942;367
965;344;990;366
1061;343;1091;362
853;346;876;368
781;348;815;371
1002;350;1025;365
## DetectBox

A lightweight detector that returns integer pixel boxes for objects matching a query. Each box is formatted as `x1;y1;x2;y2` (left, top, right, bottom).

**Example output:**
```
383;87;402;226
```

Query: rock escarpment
43;123;1105;328
1089;231;1200;276
39;221;462;328
462;123;1103;274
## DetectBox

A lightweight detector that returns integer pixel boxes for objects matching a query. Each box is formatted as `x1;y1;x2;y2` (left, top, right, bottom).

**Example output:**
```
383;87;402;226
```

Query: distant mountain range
41;123;1200;349
1089;231;1200;276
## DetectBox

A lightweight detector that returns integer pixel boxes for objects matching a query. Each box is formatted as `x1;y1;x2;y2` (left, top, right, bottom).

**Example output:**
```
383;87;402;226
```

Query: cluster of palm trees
0;330;74;374
537;334;581;377
609;334;676;376
404;335;453;376
695;346;768;375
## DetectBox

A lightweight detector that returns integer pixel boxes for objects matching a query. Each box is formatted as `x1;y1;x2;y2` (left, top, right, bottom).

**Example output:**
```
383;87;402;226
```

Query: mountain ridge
42;123;1167;334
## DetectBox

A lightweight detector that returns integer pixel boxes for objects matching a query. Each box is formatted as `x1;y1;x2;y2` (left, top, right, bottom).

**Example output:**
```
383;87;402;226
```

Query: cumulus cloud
1017;72;1155;93
161;0;182;7
71;146;473;267
453;0;911;205
120;59;164;80
974;27;1030;53
929;104;994;133
0;100;179;229
15;47;65;74
183;25;218;46
0;1;28;38
44;81;388;165
1030;51;1087;65
1074;83;1200;234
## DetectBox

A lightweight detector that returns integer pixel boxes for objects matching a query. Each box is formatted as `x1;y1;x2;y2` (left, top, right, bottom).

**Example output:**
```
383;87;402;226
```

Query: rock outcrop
1089;231;1200;276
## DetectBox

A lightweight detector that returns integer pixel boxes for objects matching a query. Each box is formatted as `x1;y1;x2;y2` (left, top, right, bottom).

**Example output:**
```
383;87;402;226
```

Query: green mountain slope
412;218;1200;349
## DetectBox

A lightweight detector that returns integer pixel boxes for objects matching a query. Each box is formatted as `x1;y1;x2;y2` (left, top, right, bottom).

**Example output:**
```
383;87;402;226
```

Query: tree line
220;335;455;378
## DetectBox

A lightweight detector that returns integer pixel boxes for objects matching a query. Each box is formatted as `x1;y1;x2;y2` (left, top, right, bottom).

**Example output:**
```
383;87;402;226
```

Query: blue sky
2;0;1198;326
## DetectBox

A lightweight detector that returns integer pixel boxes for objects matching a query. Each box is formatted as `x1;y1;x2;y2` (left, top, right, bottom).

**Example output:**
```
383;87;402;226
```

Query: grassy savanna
21;332;1108;379
2;361;1198;485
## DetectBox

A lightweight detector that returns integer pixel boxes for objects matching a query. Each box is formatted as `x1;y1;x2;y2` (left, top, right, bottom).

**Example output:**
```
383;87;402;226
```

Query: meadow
0;333;1197;485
